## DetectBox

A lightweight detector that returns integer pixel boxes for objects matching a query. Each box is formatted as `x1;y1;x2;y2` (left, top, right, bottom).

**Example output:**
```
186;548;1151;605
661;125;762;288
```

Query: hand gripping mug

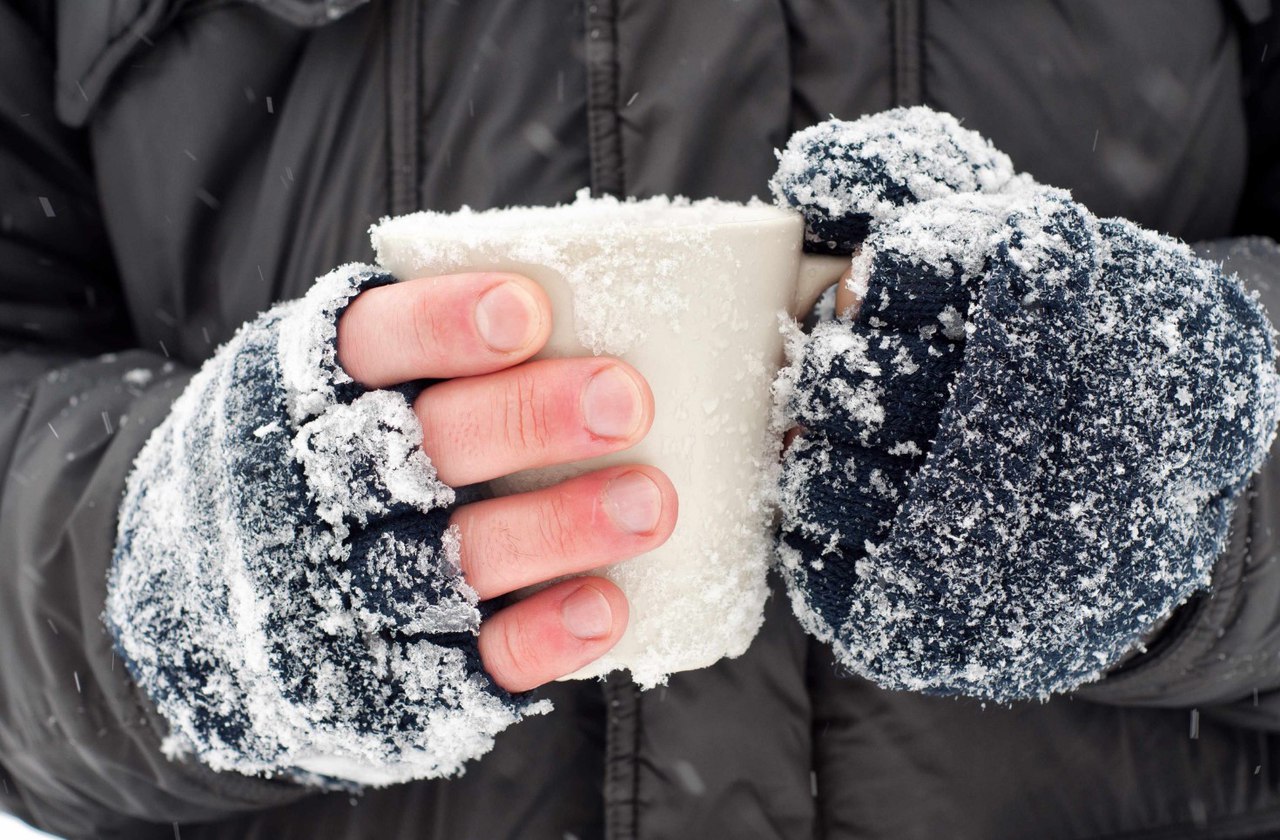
371;191;845;688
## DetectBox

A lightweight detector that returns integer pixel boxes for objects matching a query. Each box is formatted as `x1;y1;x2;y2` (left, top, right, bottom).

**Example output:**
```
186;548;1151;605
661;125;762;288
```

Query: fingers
479;577;629;693
786;266;856;449
460;454;674;694
336;272;552;388
416;358;654;487
451;464;677;600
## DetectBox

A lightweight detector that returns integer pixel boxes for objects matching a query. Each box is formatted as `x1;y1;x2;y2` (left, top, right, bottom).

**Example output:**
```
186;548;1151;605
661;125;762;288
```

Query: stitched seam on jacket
58;0;368;125
6;730;304;814
584;0;625;197
891;0;924;106
58;0;175;125
1083;802;1280;840
385;0;420;216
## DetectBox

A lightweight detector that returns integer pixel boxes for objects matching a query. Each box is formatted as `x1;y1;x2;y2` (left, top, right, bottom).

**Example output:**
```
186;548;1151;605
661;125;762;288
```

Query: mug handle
793;253;852;319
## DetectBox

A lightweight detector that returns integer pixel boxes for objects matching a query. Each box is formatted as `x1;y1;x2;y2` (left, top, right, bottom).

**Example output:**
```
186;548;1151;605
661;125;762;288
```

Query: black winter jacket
4;1;1280;838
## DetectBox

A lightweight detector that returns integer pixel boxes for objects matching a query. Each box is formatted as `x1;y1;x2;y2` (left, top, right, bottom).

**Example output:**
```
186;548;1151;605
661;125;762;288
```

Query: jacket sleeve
0;5;312;836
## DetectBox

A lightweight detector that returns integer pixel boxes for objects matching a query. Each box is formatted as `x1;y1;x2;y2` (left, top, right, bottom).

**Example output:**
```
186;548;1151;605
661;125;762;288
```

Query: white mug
371;192;845;687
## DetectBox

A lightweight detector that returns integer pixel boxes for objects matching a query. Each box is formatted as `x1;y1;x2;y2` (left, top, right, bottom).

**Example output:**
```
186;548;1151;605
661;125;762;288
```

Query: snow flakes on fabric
769;106;1018;254
773;110;1280;702
276;263;367;425
107;264;545;787
292;390;455;540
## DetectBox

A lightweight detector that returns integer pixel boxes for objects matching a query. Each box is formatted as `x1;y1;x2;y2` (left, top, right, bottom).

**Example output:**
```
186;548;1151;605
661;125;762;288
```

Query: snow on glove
106;264;548;788
770;108;1280;702
770;105;1021;254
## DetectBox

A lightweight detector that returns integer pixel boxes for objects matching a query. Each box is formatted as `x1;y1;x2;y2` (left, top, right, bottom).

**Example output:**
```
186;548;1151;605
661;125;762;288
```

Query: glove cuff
277;263;394;423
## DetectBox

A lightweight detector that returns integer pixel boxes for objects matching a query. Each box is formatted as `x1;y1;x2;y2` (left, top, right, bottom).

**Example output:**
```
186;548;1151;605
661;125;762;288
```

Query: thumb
834;264;860;319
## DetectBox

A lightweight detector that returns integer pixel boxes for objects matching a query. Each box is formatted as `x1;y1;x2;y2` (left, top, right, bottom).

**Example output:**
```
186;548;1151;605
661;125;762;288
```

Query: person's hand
337;272;678;692
108;262;676;783
770;107;1280;702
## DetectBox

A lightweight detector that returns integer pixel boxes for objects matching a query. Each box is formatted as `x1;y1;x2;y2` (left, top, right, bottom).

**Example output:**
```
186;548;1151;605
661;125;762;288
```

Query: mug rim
371;196;802;243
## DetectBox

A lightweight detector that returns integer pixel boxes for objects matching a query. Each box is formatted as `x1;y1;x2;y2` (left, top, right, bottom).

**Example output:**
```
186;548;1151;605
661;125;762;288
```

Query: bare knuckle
409;292;447;363
414;391;451;449
412;393;435;441
537;490;579;559
499;614;548;680
467;522;524;596
504;370;553;452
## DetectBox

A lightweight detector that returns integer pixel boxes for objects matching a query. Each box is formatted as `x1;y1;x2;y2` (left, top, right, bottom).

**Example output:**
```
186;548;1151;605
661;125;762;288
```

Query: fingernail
475;282;539;352
582;366;643;439
561;585;613;641
604;471;662;534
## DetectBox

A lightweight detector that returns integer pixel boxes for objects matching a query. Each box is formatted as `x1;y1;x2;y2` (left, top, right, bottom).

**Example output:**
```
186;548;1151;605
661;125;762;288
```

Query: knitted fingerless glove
106;265;547;787
770;107;1280;702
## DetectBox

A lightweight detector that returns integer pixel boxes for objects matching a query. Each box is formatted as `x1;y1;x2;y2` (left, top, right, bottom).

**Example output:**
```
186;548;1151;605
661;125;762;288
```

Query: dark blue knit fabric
771;108;1280;701
107;265;543;786
780;239;976;634
769;107;1017;254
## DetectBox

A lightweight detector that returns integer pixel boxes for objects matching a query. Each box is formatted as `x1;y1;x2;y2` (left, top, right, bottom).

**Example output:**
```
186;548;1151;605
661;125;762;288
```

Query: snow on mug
370;191;845;687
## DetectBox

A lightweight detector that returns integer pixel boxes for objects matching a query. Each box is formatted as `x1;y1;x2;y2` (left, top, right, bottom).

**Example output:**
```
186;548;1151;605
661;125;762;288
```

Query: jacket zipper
583;3;638;837
603;678;642;840
584;0;626;198
891;0;924;106
385;0;421;215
